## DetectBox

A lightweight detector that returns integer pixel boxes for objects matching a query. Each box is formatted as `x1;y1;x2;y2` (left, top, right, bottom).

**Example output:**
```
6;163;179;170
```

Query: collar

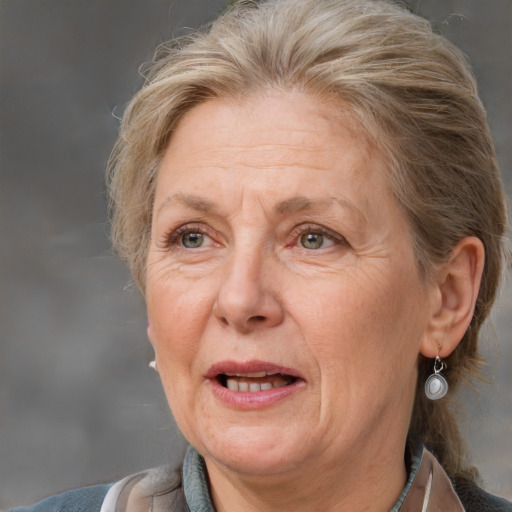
398;443;465;511
183;446;215;512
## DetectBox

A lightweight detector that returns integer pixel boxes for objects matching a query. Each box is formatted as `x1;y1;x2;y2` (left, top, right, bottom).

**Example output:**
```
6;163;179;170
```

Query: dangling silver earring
425;356;448;400
149;360;158;372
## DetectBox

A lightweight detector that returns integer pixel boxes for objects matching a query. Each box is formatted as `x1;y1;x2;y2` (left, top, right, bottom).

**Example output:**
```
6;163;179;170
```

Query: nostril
250;315;266;322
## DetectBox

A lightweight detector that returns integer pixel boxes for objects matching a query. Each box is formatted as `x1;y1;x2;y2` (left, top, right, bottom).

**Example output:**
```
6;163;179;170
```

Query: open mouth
217;372;297;392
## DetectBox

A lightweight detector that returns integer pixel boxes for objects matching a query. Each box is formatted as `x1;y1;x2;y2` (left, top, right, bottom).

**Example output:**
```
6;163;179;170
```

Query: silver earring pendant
425;356;448;400
149;360;158;371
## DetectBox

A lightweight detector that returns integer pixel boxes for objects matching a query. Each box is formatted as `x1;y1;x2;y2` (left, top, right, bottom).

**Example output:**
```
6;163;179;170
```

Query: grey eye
182;232;204;248
300;232;325;249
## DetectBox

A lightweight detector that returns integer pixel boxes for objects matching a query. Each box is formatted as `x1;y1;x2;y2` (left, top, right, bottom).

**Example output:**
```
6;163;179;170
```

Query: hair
107;0;507;481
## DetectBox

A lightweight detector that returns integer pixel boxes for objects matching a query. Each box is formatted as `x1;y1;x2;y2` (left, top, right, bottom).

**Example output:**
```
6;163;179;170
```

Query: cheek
146;280;215;433
146;277;216;365
293;265;424;367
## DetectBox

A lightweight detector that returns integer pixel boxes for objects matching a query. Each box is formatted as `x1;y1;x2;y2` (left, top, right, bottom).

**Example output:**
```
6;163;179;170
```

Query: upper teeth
223;372;293;393
225;371;269;378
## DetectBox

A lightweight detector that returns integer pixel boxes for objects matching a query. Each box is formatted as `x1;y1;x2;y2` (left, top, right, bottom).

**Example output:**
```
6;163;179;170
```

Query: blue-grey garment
6;484;112;512
183;446;216;512
390;442;423;511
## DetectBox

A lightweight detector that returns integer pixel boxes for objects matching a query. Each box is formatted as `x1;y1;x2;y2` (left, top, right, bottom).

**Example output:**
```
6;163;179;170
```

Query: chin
194;425;309;476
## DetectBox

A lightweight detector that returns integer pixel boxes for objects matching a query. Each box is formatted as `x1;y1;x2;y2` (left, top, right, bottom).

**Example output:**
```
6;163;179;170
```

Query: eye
290;223;349;252
181;232;206;248
299;231;335;250
161;223;216;250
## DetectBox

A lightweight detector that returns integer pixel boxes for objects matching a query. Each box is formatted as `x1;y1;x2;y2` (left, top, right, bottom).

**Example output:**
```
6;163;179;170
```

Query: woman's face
146;92;438;478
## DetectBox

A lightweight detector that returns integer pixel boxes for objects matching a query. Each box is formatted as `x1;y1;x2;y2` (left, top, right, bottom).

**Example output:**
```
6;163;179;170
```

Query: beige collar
400;446;465;511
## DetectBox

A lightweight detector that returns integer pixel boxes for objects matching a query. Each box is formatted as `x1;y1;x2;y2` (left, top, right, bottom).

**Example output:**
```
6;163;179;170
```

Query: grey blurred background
0;0;510;508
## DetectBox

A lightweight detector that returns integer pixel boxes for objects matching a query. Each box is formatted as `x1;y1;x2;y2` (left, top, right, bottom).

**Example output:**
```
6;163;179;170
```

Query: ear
420;237;485;359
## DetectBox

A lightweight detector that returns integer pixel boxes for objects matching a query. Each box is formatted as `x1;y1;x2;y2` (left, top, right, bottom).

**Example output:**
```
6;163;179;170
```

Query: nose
213;248;284;332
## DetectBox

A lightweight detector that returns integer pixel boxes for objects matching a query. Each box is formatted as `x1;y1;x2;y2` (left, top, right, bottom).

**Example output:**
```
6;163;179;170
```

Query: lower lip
207;378;305;409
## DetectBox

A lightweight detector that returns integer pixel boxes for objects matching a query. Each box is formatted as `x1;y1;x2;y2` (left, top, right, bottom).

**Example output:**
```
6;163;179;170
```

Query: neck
205;435;408;512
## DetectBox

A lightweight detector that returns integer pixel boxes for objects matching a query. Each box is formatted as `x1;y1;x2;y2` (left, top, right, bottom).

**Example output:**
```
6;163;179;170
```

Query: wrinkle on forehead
162;90;377;174
185;145;341;175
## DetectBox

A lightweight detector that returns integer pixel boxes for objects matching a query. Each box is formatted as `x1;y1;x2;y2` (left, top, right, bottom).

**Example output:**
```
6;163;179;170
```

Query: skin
145;91;484;511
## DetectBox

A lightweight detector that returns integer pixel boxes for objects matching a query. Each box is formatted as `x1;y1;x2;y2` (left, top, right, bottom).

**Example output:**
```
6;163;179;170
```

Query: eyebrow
156;193;217;215
274;196;315;215
275;196;366;224
157;193;365;223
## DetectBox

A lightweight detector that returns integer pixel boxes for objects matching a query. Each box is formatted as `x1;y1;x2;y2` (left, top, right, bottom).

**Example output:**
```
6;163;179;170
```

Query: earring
149;360;158;371
425;356;448;400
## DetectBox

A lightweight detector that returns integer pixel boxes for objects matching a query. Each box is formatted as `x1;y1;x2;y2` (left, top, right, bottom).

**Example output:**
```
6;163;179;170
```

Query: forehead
158;91;383;188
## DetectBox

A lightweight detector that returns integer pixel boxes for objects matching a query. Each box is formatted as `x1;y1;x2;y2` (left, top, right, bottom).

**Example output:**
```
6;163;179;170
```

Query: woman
10;0;511;510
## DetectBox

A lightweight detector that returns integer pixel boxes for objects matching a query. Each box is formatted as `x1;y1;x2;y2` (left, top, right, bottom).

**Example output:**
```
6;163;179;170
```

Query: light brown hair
108;0;507;480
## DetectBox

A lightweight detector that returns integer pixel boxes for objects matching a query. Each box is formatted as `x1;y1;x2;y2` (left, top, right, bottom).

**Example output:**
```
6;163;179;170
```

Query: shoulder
6;466;186;512
6;484;112;512
454;478;512;512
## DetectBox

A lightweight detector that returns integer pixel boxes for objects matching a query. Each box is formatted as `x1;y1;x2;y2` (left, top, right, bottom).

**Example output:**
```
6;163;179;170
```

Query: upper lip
205;360;305;380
